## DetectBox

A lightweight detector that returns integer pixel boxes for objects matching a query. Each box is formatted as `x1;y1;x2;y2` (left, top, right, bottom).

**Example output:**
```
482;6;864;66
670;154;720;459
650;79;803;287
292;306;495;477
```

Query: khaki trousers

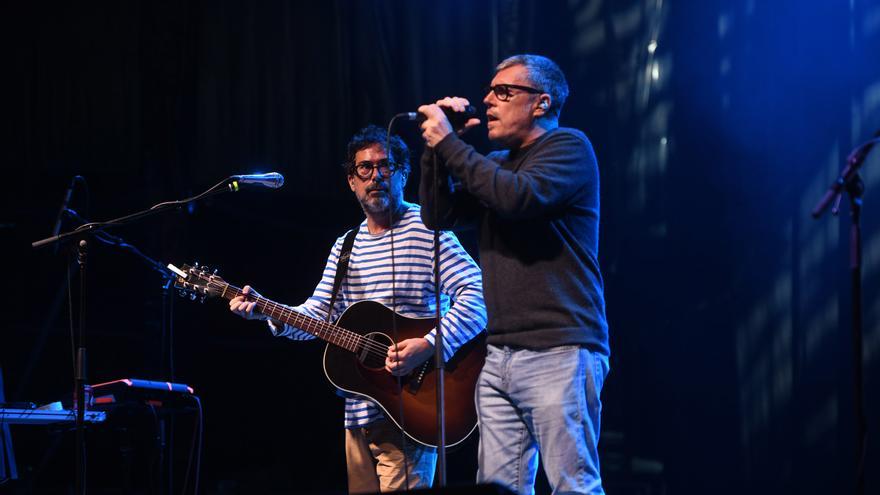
345;419;437;494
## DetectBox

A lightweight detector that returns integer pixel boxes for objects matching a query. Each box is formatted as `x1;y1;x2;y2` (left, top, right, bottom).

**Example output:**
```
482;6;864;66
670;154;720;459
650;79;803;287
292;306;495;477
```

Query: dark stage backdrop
4;1;879;494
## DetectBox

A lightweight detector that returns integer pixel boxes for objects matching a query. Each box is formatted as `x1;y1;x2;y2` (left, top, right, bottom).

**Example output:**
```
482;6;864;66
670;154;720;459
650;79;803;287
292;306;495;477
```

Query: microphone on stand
231;172;285;189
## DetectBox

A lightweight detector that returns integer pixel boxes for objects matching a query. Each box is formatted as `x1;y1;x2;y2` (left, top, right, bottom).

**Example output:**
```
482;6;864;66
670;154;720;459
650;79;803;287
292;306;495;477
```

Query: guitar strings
255;293;392;358
209;280;393;360
256;293;393;359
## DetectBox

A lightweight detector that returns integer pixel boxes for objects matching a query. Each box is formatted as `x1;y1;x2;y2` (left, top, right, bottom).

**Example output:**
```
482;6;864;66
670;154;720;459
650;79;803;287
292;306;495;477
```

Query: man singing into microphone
418;54;610;494
228;125;486;493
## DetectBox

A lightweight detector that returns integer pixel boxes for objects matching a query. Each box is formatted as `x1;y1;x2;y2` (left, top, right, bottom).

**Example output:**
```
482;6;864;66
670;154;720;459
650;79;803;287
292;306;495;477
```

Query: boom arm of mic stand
32;178;241;250
64;209;175;280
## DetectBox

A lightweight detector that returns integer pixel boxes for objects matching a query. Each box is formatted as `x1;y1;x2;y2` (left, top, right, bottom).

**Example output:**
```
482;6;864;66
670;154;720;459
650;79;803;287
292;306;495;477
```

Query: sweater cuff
434;133;465;159
267;319;287;336
423;329;454;362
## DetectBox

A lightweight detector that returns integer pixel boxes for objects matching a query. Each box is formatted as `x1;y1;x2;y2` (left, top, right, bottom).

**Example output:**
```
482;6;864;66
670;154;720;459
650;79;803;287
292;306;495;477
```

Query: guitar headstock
167;262;226;302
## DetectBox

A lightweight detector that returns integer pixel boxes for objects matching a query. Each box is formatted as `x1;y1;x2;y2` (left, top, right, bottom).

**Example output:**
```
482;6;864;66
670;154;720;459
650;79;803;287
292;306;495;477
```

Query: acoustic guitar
169;262;484;448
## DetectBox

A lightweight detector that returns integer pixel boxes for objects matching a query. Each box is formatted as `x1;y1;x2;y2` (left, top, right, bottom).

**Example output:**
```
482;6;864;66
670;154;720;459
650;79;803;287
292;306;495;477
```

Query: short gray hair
496;54;569;120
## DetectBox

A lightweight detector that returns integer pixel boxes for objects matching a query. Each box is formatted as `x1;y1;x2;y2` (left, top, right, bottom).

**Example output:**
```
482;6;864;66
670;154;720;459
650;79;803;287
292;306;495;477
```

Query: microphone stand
387;114;449;487
431;150;448;486
811;132;879;495
74;239;87;495
388;113;451;486
32;176;246;495
66;207;178;494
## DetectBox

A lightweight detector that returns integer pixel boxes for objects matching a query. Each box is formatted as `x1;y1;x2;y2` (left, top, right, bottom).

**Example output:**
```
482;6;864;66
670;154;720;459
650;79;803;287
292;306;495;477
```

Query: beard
361;196;388;214
359;190;400;216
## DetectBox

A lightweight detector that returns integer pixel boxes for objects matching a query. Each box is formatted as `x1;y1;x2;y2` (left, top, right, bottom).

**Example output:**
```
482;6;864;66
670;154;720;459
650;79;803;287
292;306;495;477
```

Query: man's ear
536;95;551;116
347;174;356;192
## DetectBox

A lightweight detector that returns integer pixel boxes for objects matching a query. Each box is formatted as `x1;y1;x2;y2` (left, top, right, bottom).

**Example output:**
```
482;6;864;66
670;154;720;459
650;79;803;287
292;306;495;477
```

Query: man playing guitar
228;125;487;494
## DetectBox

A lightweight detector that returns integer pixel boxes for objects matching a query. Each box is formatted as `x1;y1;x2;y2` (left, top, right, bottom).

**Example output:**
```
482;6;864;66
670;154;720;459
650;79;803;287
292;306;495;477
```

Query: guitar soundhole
358;332;394;370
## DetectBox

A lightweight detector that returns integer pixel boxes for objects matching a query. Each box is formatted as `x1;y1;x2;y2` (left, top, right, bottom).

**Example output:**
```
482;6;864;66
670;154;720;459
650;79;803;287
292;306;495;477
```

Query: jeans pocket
583;350;607;421
592;353;608;393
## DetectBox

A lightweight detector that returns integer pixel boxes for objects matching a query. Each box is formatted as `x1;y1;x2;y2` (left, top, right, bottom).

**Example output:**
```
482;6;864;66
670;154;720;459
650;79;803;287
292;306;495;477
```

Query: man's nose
375;166;393;179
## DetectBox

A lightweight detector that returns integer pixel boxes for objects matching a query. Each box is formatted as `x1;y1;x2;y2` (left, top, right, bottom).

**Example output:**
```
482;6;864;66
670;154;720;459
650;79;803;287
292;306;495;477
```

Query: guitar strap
326;227;358;323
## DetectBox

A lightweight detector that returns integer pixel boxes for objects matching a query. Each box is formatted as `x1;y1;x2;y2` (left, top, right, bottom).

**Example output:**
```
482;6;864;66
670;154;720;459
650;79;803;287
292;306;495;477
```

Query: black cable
67;253;76;378
181;396;202;495
169;288;175;381
148;404;161;494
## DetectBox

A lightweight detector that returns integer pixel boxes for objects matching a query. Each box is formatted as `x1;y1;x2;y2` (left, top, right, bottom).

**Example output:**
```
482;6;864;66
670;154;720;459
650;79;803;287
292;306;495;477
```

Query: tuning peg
189;292;197;301
200;294;207;304
213;268;219;275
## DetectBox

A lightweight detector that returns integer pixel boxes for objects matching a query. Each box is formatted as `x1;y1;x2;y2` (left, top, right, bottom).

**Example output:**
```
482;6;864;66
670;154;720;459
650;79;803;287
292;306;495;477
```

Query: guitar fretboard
213;281;367;353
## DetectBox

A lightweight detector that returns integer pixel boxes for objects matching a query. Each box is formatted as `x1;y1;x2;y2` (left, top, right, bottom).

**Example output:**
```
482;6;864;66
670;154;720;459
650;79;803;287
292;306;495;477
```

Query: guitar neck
217;282;363;353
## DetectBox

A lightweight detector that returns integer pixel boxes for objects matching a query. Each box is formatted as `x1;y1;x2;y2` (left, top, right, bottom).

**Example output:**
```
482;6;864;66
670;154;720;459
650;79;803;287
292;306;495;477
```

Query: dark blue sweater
419;127;609;355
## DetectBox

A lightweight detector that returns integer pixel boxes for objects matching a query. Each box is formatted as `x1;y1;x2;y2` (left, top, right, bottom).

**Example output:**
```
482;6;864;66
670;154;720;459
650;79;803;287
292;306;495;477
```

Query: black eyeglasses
351;159;399;180
484;83;543;102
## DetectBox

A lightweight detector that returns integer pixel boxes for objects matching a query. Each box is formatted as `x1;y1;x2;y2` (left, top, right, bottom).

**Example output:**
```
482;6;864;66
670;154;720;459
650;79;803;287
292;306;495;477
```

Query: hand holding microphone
417;97;481;148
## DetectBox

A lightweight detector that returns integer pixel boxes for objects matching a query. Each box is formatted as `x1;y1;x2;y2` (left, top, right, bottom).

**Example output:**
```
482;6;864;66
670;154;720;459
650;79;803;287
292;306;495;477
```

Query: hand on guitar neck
229;285;435;377
229;285;272;321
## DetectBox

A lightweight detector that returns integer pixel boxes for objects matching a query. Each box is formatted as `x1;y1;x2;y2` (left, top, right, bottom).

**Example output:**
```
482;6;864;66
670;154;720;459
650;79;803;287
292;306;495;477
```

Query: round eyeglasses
351;159;399;180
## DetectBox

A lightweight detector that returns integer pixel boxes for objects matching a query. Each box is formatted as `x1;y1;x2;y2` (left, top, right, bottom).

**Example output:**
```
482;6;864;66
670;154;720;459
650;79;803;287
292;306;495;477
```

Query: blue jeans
476;345;609;495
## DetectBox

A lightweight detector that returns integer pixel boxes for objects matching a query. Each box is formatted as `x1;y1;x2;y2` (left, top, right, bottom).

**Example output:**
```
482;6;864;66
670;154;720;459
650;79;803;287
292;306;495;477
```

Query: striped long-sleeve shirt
269;203;487;428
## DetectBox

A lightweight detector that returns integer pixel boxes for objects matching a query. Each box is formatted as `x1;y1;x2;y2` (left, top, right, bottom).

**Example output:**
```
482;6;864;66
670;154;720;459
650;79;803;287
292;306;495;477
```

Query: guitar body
323;300;485;448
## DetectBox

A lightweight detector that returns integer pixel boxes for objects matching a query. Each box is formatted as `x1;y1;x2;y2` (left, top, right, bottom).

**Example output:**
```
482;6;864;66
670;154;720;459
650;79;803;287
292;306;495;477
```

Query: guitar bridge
407;362;430;394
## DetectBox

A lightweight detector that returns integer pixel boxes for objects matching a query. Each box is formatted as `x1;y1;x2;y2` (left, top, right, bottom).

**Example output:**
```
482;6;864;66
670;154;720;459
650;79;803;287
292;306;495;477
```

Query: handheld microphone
402;105;478;127
231;172;285;189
